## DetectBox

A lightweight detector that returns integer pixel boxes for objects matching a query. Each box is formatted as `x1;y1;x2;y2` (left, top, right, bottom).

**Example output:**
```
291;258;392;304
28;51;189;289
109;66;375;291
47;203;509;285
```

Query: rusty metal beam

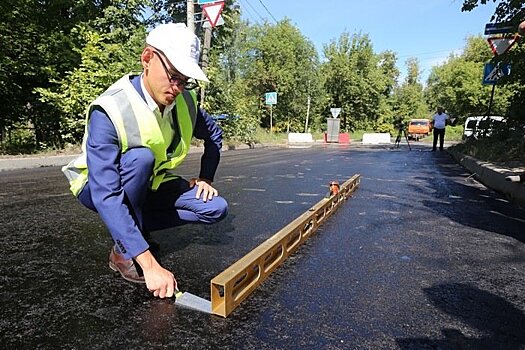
210;174;361;317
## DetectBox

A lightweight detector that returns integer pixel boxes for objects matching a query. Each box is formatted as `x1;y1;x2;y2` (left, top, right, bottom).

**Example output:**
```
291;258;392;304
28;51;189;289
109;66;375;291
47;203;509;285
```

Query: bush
0;126;37;155
450;124;525;162
445;125;464;142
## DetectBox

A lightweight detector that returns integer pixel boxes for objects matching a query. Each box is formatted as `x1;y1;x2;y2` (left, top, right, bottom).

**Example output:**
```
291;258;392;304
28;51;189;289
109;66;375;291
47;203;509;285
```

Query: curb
449;150;525;207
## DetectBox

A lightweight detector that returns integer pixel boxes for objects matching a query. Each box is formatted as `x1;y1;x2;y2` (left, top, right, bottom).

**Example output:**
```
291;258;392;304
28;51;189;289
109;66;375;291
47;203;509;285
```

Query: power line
256;0;278;23
239;1;257;22
241;0;265;22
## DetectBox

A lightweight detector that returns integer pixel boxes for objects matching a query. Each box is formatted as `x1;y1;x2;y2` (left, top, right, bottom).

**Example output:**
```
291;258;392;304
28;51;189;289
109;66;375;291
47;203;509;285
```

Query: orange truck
407;119;432;141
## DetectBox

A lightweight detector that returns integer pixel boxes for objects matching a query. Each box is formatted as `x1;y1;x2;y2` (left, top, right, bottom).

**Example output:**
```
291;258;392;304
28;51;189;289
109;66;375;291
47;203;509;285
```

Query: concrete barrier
288;133;313;143
362;133;391;144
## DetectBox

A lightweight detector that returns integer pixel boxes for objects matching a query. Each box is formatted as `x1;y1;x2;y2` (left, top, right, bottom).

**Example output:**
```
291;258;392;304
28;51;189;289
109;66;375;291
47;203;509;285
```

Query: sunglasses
152;51;199;90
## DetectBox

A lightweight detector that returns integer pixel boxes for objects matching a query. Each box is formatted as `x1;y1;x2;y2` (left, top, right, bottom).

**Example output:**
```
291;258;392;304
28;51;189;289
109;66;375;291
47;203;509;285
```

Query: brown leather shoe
108;246;145;284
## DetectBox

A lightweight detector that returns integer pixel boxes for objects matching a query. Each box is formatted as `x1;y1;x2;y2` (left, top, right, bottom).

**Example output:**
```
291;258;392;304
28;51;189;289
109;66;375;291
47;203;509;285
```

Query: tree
461;0;525;122
425;35;512;119
392;58;428;124
35;0;150;145
462;0;524;23
241;19;320;132
0;0;84;146
322;32;395;131
37;27;145;143
0;0;152;149
202;14;262;143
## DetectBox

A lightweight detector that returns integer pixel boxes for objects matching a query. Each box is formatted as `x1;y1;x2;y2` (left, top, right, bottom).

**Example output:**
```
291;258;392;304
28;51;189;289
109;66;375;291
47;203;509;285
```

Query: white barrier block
362;133;391;144
288;133;313;143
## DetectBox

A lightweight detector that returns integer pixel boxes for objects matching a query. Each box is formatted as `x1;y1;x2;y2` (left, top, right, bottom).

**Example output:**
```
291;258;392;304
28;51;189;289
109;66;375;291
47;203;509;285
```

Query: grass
450;136;525;163
443;125;464;142
449;123;525;162
251;128;288;144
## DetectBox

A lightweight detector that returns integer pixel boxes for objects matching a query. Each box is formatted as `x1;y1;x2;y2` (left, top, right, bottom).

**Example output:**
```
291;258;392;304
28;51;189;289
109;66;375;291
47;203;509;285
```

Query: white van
463;116;505;140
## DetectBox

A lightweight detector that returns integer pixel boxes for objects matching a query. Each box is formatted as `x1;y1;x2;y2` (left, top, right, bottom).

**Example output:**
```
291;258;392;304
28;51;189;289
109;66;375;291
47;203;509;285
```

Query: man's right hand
135;250;177;298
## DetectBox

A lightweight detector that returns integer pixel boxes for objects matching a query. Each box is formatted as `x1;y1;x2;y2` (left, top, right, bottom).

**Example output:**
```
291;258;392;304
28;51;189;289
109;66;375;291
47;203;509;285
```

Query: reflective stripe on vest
62;74;197;196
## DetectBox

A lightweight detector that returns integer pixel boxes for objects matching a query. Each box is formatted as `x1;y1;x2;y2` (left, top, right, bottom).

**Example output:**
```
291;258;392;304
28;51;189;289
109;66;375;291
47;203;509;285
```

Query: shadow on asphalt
396;283;525;349
153;212;236;253
410;153;525;245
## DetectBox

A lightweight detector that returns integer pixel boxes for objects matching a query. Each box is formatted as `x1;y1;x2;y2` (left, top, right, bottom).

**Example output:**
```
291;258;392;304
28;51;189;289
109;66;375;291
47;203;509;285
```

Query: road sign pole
487;84;496;116
199;26;212;106
187;0;195;32
270;105;273;133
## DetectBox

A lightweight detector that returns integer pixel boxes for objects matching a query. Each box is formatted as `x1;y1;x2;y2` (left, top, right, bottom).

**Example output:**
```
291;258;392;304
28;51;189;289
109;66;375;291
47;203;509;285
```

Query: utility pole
305;96;311;133
200;26;212;105
187;0;195;33
304;80;311;133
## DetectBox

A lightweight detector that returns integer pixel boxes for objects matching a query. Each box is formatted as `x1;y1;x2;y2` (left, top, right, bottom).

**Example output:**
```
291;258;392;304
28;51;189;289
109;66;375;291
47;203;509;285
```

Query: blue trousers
78;148;228;234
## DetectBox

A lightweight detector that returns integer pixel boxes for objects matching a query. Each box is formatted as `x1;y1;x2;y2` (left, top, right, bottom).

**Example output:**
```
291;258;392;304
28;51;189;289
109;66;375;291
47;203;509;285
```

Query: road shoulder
449;150;525;208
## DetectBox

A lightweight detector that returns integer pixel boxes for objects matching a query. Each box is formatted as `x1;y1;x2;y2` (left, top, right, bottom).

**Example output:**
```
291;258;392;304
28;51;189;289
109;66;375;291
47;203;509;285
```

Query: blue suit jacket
81;75;223;259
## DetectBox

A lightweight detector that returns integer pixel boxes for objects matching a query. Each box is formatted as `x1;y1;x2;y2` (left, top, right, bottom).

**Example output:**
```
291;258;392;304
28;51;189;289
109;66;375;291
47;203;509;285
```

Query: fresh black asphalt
1;145;524;349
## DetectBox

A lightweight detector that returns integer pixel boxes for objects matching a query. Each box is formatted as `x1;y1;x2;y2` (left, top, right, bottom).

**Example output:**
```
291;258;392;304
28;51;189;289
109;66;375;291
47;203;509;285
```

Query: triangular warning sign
202;1;225;28
487;35;519;56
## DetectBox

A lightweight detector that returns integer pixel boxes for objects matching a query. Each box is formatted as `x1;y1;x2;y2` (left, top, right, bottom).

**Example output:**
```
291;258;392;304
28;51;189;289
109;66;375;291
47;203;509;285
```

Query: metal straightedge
210;174;361;317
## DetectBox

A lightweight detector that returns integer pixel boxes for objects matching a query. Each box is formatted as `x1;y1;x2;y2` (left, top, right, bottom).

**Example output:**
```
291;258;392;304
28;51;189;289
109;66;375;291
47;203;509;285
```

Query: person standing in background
431;106;449;151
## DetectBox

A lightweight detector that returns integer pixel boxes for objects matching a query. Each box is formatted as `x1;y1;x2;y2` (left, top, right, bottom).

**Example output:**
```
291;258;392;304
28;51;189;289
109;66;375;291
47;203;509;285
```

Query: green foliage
462;0;523;23
445;125;465;141
250;128;288;145
425;35;512;119
204;16;323;143
202;15;261;144
0;0;150;151
451;125;525;162
2;0;523;160
321;32;397;132
36;26;145;143
392;58;428;125
0;125;37;154
460;0;525;124
247;19;322;132
455;0;525;162
0;0;80;143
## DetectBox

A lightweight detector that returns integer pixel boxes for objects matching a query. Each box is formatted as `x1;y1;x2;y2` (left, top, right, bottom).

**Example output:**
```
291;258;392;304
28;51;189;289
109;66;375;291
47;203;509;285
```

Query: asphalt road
1;144;524;349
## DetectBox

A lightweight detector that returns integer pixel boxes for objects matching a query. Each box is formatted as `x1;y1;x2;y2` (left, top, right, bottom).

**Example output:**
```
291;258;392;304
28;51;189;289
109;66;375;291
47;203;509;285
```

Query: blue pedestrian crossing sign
483;63;511;85
265;92;277;105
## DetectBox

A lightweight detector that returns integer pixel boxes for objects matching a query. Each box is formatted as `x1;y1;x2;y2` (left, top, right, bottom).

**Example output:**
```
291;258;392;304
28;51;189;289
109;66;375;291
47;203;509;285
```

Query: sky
234;0;499;83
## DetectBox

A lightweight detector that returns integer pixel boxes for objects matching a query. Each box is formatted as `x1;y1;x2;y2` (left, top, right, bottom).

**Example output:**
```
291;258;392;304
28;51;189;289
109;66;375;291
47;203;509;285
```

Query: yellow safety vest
62;74;197;196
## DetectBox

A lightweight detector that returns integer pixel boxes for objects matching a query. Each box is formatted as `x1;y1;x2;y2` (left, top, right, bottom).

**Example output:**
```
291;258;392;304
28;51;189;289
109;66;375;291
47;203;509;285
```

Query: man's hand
190;178;218;202
135;250;177;298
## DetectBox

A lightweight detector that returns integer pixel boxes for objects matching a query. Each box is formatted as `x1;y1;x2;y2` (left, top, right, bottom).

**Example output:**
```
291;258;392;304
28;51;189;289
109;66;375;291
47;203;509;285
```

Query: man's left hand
190;178;218;202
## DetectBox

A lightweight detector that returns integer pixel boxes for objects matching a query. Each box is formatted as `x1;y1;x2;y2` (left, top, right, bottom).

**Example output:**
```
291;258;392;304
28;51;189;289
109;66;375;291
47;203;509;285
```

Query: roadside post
196;0;225;104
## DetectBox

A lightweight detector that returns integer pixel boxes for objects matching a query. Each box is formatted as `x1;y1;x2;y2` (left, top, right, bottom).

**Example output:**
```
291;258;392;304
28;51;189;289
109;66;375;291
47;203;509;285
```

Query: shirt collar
140;74;175;115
